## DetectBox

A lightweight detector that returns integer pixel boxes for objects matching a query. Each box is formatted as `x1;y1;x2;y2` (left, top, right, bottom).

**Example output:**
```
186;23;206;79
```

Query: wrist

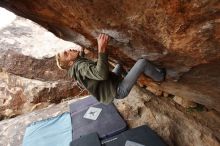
98;52;108;58
98;47;106;53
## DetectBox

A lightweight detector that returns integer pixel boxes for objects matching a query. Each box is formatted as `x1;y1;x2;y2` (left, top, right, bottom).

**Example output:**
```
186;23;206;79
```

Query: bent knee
137;58;148;66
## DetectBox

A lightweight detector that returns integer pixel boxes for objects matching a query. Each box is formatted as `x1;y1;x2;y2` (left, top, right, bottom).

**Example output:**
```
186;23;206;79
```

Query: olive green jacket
68;53;121;104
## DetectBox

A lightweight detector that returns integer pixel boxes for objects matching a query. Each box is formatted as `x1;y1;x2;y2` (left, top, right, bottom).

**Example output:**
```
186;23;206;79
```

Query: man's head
56;49;80;70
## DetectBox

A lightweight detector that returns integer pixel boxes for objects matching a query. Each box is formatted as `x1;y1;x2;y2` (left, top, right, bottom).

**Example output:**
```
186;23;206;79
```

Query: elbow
96;66;109;80
102;73;109;80
99;72;109;80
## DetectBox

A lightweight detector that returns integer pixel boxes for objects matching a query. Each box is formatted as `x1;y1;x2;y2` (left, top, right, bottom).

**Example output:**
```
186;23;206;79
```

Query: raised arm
80;34;110;80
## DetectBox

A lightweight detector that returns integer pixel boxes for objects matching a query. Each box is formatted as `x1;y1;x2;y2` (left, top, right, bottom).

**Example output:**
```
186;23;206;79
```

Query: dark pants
112;59;164;99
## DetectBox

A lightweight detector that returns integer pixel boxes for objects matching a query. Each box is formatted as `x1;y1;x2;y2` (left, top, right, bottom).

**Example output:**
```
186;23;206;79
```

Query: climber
56;34;166;104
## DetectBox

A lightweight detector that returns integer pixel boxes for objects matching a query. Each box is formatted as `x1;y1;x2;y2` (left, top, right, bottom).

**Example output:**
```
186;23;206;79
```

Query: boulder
0;0;219;111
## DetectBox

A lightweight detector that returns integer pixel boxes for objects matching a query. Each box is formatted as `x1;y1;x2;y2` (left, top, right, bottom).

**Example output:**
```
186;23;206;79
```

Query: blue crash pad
23;112;72;146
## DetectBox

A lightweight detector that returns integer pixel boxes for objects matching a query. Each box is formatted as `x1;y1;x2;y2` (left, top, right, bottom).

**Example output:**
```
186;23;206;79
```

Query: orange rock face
0;0;220;111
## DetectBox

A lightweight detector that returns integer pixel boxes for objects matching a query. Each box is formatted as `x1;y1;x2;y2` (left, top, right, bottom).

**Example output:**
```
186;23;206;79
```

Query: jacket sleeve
80;53;109;80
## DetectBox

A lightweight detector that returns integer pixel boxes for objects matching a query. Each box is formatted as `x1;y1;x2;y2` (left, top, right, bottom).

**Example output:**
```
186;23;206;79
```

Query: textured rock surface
0;0;219;111
0;100;70;146
0;11;80;59
0;15;80;81
0;87;219;146
0;71;87;119
0;2;219;146
114;86;220;146
0;14;89;119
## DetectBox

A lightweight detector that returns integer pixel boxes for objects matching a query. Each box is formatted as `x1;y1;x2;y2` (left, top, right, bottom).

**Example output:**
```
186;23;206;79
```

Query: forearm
96;53;109;79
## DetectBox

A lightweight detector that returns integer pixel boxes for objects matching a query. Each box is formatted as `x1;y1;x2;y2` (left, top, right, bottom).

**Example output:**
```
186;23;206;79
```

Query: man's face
59;49;79;62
